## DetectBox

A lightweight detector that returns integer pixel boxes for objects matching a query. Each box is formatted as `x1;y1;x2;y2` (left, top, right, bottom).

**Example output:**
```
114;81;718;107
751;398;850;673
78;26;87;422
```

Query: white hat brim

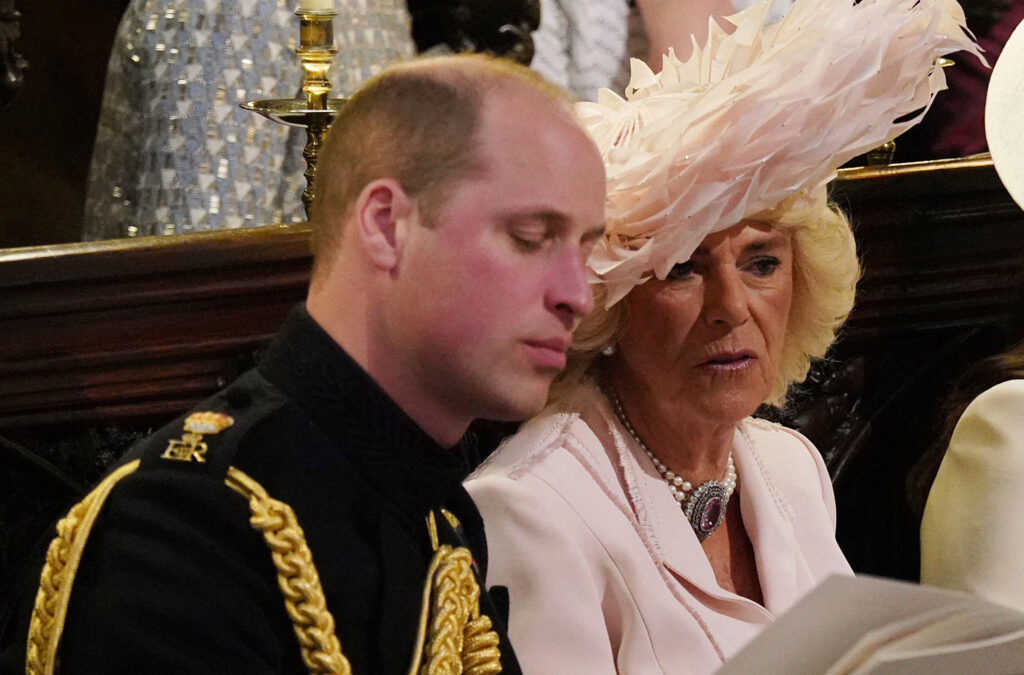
986;16;1024;211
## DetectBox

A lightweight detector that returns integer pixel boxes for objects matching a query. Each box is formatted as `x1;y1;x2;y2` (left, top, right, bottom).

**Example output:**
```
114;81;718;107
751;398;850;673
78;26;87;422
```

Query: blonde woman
466;0;981;671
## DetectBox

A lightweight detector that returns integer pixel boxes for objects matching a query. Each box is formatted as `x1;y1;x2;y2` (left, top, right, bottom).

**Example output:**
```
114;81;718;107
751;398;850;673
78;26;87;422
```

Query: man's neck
304;297;468;449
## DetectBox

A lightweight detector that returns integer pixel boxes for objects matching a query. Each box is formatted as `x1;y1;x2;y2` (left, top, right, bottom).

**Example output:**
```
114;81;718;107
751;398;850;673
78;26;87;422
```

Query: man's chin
480;386;551;423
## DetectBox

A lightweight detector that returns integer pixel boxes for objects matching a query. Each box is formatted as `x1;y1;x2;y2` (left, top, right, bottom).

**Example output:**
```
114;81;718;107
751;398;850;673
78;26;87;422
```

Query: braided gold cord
417;545;502;675
25;459;142;675
421;545;471;674
225;467;351;675
461;615;502;675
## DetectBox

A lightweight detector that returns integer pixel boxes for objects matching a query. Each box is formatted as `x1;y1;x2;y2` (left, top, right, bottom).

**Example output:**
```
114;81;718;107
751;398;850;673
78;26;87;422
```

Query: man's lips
523;338;571;369
699;351;757;371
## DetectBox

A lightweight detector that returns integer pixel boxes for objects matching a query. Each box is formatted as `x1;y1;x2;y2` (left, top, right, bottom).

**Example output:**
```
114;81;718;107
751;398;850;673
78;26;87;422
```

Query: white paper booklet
716;575;1024;674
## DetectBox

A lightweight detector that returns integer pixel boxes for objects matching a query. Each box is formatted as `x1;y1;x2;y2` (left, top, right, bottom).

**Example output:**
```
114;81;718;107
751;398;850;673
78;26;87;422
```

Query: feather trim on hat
580;0;984;306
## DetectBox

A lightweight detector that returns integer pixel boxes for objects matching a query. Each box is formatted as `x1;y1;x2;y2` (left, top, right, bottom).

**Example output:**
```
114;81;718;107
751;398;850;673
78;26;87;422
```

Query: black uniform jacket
44;306;521;674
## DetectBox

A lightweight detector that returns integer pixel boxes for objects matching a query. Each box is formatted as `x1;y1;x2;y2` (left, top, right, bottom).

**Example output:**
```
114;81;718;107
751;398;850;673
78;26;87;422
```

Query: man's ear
353;178;416;271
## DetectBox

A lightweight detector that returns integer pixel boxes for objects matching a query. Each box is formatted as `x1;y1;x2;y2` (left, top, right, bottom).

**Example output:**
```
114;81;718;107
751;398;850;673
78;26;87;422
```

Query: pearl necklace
606;386;737;541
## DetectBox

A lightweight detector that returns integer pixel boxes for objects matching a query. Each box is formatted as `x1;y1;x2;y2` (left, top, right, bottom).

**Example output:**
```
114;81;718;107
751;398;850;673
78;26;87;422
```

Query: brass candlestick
242;7;345;219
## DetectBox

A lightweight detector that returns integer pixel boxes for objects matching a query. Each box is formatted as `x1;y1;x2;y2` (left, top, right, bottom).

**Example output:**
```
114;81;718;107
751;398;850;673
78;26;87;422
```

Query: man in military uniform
17;54;606;674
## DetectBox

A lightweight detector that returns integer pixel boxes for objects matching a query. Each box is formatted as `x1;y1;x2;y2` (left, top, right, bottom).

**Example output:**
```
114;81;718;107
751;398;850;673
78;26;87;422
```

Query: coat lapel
731;423;808;614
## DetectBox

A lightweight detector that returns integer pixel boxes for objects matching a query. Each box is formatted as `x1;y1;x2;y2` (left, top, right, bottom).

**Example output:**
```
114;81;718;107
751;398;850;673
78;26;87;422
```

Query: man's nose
547;247;595;326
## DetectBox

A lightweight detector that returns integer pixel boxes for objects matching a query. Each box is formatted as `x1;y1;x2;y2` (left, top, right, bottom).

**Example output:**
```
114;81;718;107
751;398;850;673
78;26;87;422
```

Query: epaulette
134;376;285;479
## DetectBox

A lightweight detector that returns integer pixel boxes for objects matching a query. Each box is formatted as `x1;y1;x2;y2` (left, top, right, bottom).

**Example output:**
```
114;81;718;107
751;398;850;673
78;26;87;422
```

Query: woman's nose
702;269;749;327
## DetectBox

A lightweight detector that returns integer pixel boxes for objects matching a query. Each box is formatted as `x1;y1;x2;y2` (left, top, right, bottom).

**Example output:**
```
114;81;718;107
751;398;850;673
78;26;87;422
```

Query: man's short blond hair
309;54;572;277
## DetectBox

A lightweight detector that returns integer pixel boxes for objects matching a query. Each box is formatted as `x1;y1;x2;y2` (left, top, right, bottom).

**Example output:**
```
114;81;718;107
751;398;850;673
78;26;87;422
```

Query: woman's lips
700;352;756;372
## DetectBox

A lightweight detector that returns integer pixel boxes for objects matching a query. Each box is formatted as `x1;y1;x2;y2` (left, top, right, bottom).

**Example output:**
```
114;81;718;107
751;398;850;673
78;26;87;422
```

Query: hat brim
986;17;1024;211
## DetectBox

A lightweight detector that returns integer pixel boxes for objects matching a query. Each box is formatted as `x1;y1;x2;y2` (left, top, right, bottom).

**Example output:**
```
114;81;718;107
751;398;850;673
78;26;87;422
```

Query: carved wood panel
0;0;26;109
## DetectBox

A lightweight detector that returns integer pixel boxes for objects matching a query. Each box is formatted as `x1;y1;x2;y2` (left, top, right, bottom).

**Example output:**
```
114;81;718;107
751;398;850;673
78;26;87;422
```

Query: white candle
298;0;333;11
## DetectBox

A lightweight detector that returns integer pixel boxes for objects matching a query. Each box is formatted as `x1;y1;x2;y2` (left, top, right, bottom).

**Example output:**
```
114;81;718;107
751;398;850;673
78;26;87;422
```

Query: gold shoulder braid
408;512;503;675
225;468;351;674
26;460;142;675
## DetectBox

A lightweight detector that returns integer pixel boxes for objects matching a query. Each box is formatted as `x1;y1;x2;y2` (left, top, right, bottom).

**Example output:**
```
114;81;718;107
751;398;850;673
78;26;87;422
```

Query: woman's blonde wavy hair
551;191;860;409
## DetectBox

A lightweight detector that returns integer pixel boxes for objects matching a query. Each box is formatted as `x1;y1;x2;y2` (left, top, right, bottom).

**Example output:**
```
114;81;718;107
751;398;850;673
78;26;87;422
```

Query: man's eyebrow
503;211;565;227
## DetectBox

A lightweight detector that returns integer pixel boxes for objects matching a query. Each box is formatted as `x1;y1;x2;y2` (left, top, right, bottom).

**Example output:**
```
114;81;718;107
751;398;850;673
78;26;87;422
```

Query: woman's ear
353;178;415;271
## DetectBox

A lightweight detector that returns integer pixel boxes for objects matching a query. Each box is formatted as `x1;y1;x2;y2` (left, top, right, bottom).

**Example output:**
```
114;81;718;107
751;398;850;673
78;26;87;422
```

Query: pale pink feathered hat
579;0;984;306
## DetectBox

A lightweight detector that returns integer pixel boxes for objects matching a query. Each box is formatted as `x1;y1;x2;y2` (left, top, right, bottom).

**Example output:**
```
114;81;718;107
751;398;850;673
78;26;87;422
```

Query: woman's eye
748;257;781;277
667;260;695;280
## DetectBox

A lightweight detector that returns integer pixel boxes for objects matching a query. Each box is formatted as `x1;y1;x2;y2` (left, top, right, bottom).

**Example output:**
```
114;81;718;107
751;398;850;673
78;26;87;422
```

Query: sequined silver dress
82;0;414;240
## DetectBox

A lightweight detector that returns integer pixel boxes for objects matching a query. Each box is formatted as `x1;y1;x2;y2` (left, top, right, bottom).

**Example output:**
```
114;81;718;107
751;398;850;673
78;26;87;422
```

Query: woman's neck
603;372;736;480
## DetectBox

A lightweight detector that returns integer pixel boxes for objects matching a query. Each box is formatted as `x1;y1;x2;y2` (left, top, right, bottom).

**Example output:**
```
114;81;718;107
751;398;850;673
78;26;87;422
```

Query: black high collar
257;305;473;523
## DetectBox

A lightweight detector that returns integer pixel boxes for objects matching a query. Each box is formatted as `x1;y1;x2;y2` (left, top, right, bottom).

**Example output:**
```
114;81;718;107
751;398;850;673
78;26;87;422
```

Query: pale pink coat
466;381;852;674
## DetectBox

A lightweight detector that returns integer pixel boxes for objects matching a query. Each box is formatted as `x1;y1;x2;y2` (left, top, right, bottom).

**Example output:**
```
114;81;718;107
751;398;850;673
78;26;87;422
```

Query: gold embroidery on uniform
408;512;502;675
183;411;235;434
162;432;209;462
26;459;142;675
161;412;234;463
440;508;461;531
